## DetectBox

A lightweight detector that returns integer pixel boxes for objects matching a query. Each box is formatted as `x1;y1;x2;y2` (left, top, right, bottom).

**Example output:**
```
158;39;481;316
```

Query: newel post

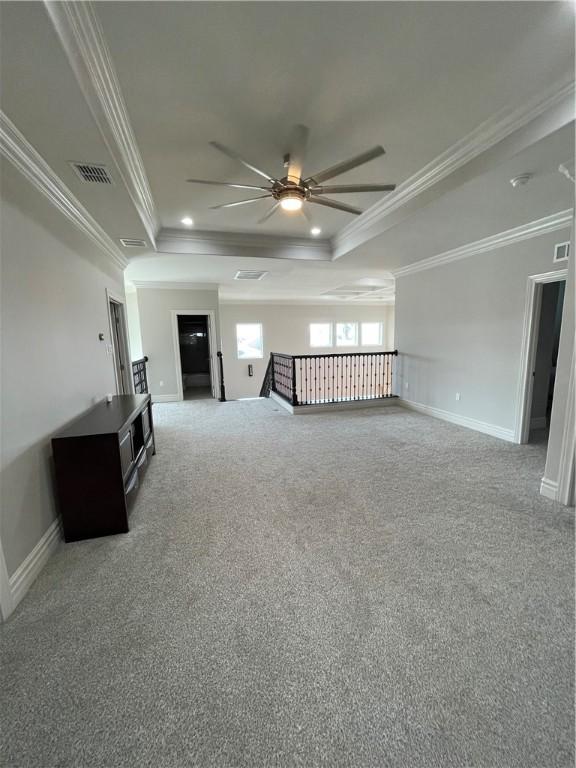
291;357;298;406
217;351;226;402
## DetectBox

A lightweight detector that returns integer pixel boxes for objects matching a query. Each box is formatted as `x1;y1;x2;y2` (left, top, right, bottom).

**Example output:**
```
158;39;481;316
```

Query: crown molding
0;111;128;271
218;298;395;306
392;209;573;279
131;281;219;291
44;1;159;248
332;75;575;259
157;228;332;261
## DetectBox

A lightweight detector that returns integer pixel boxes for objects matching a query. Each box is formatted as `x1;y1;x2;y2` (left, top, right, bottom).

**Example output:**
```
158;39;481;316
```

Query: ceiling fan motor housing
274;180;308;203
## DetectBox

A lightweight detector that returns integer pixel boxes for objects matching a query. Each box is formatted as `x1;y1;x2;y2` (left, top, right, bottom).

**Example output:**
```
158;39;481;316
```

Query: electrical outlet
404;382;409;390
159;380;164;387
455;392;461;401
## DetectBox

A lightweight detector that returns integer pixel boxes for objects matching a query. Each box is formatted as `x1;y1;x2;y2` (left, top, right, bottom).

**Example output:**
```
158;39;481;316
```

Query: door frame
556;352;575;505
0;536;14;621
514;268;567;444
171;309;218;400
106;289;133;395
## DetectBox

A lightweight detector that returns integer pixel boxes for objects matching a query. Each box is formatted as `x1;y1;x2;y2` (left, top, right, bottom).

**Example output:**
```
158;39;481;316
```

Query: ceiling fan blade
310;183;396;194
187;178;272;191
257;202;280;224
305;146;385;185
308;196;363;215
286;124;309;185
210;141;276;183
210;195;272;210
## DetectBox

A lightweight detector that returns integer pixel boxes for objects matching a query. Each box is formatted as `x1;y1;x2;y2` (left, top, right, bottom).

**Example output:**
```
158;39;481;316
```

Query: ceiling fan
186;125;396;224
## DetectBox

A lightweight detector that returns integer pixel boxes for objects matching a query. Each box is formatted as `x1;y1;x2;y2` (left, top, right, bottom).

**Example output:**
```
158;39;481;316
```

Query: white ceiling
344;123;575;272
97;1;574;237
0;1;574;302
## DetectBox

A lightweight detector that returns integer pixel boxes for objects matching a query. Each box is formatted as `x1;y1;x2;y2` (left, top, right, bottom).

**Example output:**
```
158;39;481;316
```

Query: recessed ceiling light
311;227;322;236
181;216;194;226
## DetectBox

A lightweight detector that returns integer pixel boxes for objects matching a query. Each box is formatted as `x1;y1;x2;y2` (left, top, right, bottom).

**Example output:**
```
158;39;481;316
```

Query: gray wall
136;287;220;399
395;229;570;435
125;290;143;361
0;162;125;577
220;303;394;400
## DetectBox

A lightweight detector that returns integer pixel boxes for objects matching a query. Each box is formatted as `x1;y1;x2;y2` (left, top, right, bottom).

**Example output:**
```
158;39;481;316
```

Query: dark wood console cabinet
52;394;155;542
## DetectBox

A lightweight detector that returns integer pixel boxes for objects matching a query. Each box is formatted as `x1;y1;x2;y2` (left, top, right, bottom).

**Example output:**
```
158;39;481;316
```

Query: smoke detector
510;173;533;188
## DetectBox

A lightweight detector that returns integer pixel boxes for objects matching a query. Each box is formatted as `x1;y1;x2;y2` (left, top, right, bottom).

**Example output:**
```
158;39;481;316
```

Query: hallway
1;400;573;767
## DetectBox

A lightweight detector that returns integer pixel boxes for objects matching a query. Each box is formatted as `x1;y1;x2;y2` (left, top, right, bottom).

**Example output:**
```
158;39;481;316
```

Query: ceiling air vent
119;238;147;248
70;162;113;184
234;270;268;281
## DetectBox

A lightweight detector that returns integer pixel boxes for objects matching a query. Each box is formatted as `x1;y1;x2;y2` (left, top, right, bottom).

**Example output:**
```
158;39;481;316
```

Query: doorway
176;314;214;400
108;295;131;395
517;269;568;445
528;280;565;443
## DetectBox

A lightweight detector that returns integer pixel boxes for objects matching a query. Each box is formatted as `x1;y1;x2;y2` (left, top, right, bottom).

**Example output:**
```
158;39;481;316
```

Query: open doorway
108;293;132;395
517;270;567;446
176;314;214;400
528;280;565;443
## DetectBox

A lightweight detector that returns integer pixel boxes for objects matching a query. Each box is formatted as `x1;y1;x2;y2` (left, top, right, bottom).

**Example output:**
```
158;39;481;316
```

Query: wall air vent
234;271;268;281
554;242;570;263
70;162;113;184
119;238;147;248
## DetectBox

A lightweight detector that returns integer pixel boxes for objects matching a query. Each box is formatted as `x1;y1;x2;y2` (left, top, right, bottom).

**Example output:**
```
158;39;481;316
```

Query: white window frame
335;321;359;347
360;322;383;347
236;322;264;360
309;322;333;348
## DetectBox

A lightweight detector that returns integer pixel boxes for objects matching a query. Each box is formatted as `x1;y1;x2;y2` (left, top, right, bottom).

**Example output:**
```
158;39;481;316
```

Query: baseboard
269;391;400;415
540;477;559;501
9;518;62;612
151;394;180;403
530;416;548;430
269;391;294;413
399;399;516;442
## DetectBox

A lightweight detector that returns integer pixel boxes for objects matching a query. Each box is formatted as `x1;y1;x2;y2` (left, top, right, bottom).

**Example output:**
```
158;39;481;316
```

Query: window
361;322;383;346
336;322;358;347
310;323;332;347
236;323;263;359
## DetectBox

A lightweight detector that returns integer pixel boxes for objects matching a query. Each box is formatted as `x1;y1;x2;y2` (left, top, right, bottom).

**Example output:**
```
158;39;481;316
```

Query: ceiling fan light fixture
311;227;322;236
279;191;304;212
181;216;194;226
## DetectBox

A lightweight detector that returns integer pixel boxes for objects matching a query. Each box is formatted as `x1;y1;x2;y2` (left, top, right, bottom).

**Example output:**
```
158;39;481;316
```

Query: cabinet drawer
125;467;139;511
137;446;148;476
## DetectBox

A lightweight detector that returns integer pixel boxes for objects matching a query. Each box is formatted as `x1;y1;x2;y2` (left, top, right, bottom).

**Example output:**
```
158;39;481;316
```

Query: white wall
394;229;570;437
0;161;125;583
136;287;220;400
125;290;143;361
220;303;394;400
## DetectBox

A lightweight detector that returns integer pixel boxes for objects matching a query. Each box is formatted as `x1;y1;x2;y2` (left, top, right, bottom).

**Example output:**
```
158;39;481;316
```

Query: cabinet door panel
142;408;151;439
119;430;134;479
